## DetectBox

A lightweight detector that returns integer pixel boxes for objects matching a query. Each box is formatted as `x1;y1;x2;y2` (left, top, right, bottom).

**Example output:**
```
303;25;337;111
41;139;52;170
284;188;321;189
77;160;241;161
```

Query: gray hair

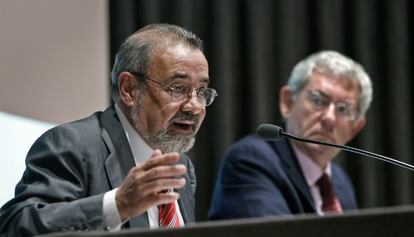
110;23;204;102
287;50;373;116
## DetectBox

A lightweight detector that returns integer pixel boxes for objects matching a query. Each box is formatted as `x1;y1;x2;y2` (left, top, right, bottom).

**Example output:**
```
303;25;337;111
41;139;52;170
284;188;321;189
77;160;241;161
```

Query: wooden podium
42;205;414;237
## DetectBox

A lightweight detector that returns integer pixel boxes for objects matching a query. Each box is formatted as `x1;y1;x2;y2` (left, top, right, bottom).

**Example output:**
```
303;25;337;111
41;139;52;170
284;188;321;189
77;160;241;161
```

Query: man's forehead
307;71;359;90
146;49;209;85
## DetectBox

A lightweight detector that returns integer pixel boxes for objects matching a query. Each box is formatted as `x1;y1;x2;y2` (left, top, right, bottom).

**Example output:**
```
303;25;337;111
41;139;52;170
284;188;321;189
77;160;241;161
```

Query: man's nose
181;92;203;114
321;103;336;127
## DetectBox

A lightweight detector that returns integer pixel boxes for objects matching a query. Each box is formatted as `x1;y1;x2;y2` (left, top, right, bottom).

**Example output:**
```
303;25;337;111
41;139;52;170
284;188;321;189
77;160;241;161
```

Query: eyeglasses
130;72;218;107
305;90;359;121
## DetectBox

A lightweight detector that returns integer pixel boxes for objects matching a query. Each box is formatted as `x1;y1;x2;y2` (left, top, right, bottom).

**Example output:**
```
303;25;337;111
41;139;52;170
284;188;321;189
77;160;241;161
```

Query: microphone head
256;124;284;141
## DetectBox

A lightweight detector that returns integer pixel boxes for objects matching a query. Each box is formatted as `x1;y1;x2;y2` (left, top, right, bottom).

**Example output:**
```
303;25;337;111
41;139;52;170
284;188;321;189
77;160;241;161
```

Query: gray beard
143;130;196;153
131;103;196;153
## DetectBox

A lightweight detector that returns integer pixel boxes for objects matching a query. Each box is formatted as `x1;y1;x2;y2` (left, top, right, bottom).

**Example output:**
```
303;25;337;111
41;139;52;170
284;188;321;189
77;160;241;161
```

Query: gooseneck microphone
257;123;414;172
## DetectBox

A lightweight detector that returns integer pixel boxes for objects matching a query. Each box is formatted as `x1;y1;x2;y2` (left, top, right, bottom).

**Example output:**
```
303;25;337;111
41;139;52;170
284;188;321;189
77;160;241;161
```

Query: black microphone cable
257;123;414;172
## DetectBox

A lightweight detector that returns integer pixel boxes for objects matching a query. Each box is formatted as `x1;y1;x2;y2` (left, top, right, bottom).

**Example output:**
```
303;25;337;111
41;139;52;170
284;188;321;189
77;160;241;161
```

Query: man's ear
279;85;294;119
118;72;139;108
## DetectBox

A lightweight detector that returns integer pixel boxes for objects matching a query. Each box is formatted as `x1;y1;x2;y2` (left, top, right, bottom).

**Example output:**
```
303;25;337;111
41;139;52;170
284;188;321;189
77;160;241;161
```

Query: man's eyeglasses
130;72;218;107
305;90;359;121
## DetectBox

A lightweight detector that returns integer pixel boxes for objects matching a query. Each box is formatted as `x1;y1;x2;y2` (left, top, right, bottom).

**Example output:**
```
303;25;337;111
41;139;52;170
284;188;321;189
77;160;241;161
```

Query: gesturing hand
115;149;187;221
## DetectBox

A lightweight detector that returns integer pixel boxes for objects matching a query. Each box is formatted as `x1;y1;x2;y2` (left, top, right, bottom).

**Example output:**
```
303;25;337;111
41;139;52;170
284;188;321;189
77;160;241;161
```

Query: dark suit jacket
208;134;357;220
0;106;196;236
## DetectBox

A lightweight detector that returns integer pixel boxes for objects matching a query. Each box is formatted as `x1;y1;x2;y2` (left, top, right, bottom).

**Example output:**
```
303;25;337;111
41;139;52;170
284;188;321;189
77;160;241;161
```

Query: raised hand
115;149;187;221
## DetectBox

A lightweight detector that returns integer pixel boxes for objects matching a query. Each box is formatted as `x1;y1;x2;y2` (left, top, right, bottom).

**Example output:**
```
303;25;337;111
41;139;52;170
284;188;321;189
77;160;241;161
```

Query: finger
153;191;181;206
125;164;186;188
143;191;181;207
139;152;181;171
139;177;186;197
141;164;187;182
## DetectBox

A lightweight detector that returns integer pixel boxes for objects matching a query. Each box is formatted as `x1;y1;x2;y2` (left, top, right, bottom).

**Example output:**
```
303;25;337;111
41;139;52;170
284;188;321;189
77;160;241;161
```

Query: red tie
317;173;343;214
158;201;180;228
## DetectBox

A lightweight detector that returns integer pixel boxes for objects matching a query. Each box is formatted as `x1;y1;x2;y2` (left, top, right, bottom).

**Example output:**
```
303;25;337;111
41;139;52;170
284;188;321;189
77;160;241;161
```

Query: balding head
110;23;204;102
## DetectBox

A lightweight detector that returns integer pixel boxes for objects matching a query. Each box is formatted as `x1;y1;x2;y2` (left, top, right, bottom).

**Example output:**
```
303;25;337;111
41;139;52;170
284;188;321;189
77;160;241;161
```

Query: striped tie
158;201;180;228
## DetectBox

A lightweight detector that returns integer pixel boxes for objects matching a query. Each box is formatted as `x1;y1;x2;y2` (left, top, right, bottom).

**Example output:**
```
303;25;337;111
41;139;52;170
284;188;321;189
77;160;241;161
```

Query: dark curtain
109;0;414;221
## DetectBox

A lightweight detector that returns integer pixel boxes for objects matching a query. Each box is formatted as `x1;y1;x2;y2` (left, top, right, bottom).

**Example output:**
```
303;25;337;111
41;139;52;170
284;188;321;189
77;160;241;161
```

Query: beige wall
0;0;109;124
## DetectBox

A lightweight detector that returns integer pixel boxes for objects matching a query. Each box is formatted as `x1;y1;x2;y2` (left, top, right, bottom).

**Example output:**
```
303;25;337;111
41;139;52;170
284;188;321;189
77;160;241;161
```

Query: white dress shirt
102;104;184;230
291;143;332;216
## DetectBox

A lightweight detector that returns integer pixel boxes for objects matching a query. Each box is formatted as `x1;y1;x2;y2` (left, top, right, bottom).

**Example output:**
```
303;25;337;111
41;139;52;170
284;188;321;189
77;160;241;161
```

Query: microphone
256;123;414;172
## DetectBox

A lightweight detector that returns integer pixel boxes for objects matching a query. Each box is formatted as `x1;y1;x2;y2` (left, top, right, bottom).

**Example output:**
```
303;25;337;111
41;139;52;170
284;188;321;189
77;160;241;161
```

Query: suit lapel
177;186;192;223
100;106;150;228
274;138;316;211
331;167;355;210
101;106;135;187
176;154;195;223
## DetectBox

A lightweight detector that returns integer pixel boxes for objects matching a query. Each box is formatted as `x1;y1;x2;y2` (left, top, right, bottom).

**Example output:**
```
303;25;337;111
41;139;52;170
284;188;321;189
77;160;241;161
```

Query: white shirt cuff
103;188;124;231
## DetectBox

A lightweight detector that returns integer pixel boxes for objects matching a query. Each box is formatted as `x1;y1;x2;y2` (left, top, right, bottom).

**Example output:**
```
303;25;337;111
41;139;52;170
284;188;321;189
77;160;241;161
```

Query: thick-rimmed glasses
130;72;218;107
305;90;359;121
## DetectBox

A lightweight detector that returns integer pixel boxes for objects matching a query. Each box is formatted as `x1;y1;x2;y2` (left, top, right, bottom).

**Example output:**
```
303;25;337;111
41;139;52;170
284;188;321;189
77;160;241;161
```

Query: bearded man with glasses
1;23;217;236
209;51;372;220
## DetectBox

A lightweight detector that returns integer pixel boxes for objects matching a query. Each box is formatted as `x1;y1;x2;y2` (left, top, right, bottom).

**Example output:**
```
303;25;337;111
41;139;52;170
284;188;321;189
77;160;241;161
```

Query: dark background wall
109;0;414;221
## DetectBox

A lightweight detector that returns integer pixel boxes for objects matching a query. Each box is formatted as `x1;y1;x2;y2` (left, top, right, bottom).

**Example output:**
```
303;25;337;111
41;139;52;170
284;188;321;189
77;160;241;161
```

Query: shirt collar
291;142;332;186
114;104;153;164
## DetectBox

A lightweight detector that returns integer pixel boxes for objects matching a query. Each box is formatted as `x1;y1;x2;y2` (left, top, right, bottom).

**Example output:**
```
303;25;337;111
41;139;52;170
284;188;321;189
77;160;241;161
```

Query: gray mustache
169;112;200;124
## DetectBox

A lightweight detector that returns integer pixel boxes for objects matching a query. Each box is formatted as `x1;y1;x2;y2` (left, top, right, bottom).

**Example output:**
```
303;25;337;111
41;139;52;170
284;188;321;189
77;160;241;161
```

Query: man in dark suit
209;51;372;219
0;23;217;236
